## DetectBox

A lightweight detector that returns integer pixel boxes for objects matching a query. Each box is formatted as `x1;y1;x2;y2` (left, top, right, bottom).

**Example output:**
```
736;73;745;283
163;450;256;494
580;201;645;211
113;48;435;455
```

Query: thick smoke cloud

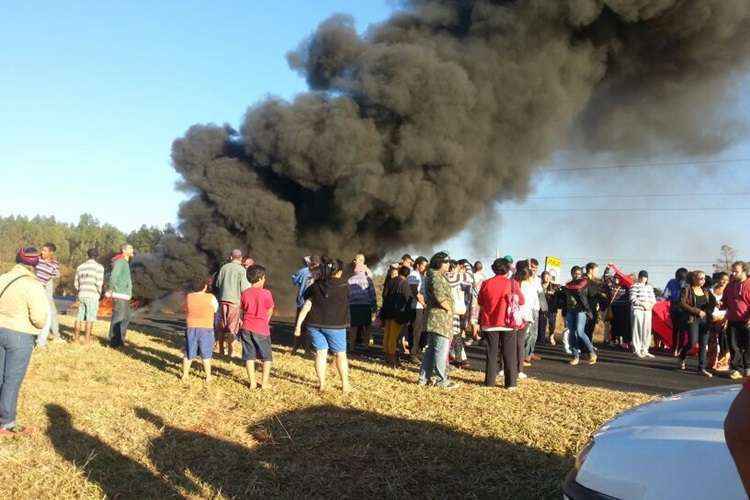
134;0;750;309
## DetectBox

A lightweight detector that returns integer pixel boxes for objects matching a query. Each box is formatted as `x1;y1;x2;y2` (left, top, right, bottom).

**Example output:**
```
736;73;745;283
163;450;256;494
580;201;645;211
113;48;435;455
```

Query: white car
563;384;745;499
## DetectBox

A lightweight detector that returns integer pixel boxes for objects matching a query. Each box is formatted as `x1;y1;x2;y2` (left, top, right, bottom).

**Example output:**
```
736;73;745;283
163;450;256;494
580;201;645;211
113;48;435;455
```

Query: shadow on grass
132;405;569;498
46;404;180;498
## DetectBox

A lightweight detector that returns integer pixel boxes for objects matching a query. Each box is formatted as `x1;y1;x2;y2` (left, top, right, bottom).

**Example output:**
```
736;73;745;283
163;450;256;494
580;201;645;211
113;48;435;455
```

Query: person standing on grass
515;261;536;374
418;252;459;389
291;255;320;355
35;243;61;347
469;261;486;343
215;249;250;358
239;265;275;390
564;266;598;366
181;277;219;384
347;262;377;351
678;271;716;377
629;270;657;359
380;266;414;367
0;247;48;435
664;268;689;356
73;248;104;345
294;258;351;393
407;256;428;360
107;244;134;348
478;258;526;390
722;261;750;380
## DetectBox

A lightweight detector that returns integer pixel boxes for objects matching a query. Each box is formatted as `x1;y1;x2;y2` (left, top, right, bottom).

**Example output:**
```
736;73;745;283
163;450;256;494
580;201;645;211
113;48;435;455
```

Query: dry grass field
0;315;654;499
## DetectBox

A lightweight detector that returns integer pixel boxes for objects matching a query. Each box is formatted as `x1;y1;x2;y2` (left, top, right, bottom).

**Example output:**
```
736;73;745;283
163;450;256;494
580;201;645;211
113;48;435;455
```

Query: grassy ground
0;315;654;499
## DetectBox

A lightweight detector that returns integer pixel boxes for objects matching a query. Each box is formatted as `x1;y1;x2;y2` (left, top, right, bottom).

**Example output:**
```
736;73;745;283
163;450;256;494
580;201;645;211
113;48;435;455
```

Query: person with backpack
0;247;49;435
478;257;526;390
564;266;598;366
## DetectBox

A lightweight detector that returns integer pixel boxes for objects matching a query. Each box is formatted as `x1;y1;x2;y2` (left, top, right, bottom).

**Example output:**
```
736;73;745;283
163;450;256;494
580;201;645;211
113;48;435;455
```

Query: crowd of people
1;242;749;433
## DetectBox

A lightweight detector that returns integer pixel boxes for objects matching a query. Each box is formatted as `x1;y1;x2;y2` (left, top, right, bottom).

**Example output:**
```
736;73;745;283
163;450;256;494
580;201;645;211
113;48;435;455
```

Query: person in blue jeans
294;257;351;393
0;247;49;435
564;266;598;366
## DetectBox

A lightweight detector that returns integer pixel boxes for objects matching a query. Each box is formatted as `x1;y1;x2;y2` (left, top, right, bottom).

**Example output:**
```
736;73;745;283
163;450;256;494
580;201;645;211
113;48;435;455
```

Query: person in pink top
239;265;275;390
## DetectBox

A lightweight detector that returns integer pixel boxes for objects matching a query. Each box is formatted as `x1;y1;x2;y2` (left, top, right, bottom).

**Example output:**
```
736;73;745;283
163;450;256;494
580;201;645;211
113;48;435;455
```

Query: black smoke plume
133;0;750;310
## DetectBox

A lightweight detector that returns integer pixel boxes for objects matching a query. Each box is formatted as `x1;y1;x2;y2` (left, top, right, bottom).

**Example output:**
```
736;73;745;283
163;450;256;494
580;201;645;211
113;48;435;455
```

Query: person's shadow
134;404;571;498
45;404;179;498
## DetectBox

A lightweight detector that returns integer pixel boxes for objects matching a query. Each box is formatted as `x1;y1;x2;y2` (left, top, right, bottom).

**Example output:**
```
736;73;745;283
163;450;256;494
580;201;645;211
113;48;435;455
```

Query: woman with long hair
478;258;526;390
678;270;717;377
294;257;352;392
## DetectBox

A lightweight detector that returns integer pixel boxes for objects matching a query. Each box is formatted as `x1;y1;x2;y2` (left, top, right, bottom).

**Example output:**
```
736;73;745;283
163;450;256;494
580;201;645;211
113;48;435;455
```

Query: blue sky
2;1;749;287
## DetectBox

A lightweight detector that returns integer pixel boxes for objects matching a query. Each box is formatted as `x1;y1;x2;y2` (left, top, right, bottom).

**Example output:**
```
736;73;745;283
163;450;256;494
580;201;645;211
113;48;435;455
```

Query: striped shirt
629;282;657;311
35;259;60;285
74;259;105;299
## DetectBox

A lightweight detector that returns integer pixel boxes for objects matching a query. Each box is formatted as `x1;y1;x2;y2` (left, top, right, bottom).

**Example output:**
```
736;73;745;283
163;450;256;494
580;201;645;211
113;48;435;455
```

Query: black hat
638;270;649;279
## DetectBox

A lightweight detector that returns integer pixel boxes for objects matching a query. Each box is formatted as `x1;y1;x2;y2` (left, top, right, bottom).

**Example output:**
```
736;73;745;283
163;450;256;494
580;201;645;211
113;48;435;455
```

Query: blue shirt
662;278;685;303
292;267;313;308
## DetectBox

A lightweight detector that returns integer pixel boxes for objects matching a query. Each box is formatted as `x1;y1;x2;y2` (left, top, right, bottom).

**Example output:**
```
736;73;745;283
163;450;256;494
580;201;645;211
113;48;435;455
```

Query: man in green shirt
215;249;251;357
419;252;459;389
107;244;134;348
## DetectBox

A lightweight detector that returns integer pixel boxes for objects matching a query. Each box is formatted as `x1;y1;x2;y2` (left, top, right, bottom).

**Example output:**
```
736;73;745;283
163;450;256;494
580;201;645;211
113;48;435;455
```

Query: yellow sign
544;256;562;283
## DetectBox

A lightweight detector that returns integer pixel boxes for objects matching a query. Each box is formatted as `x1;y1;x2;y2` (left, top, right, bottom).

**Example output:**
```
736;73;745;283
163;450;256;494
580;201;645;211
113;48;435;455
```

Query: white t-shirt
520;280;540;321
408;269;425;310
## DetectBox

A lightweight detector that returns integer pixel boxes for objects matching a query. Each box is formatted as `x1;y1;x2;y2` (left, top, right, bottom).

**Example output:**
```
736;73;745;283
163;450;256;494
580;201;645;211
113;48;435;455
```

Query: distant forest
0;214;174;295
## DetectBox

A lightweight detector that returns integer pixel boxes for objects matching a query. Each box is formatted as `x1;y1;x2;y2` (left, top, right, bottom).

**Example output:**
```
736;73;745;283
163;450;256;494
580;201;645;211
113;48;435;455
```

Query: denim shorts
77;296;100;322
238;330;273;362
185;327;214;360
307;327;347;353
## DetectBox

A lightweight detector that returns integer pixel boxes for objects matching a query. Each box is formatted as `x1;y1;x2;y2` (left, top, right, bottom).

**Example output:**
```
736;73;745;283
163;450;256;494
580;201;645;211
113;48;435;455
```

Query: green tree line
0;214;174;295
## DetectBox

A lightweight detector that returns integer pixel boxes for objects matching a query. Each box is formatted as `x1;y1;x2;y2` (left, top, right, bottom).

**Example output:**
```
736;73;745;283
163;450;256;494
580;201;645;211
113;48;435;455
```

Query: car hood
598;384;740;436
577;384;746;500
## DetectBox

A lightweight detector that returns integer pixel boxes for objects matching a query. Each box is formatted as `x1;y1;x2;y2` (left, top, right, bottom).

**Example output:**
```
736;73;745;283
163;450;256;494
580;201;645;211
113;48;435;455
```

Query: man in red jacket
478;258;525;390
723;261;750;380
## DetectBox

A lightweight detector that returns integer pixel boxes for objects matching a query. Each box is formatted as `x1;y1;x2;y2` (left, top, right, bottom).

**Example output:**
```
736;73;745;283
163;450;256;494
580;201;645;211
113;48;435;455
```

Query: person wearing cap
629;270;657;359
107;243;134;348
215;249;251;357
0;247;49;435
418;251;460;389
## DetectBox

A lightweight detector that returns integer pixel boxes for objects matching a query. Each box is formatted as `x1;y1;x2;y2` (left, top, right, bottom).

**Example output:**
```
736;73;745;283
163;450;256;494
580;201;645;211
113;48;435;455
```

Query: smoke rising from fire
133;0;750;307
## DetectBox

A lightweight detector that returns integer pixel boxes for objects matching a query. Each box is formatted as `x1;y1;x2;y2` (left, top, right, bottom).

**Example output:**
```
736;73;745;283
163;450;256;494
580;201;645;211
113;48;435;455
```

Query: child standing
239;265;275;389
183;277;219;383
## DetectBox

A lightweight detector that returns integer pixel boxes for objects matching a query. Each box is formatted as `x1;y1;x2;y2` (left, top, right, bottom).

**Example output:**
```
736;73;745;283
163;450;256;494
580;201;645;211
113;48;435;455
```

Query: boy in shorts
239;265;275;390
182;277;219;383
73;248;105;344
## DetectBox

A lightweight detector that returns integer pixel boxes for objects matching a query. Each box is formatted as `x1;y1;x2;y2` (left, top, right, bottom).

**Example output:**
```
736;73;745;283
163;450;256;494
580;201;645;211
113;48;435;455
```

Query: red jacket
722;279;750;323
478;275;525;329
608;264;634;289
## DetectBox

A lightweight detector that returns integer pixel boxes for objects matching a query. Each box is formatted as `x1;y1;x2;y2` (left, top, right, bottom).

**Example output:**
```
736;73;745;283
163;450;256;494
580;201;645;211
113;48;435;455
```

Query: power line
526;192;750;200
499;207;750;212
542;157;750;173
